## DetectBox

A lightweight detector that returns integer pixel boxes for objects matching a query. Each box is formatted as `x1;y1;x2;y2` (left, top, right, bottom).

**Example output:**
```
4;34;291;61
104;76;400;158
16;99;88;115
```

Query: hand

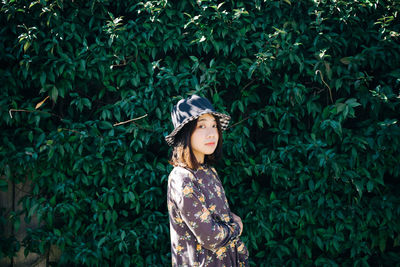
230;212;243;236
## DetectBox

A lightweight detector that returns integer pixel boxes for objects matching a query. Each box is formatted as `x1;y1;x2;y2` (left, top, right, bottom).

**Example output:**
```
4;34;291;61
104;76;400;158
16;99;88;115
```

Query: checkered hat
165;95;231;146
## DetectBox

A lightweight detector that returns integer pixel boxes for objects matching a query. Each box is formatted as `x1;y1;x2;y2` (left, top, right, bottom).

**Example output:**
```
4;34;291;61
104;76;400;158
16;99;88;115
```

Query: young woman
165;95;249;267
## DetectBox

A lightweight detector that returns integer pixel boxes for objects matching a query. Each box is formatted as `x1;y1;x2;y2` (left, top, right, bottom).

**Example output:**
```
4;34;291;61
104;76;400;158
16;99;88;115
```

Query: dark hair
169;115;223;170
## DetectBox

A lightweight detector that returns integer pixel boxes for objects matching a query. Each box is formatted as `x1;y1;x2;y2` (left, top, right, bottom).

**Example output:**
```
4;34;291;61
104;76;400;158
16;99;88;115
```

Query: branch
9;109;62;120
316;70;333;104
131;121;155;132
113;114;148;126
228;115;251;129
59;128;82;134
241;79;256;91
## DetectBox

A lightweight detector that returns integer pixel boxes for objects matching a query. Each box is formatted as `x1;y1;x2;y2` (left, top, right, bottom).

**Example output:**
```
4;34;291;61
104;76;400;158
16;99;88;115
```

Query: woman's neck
193;151;205;164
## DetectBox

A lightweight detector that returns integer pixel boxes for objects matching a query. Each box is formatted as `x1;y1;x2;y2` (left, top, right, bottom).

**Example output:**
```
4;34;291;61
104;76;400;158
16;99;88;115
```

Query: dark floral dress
167;165;249;267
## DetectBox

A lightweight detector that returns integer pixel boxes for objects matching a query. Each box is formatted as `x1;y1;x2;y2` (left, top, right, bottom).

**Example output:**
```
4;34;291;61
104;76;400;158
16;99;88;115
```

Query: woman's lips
205;142;216;146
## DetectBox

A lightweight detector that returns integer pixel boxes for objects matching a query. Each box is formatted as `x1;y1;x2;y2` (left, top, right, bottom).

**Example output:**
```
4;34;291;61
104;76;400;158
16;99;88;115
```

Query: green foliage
1;0;399;266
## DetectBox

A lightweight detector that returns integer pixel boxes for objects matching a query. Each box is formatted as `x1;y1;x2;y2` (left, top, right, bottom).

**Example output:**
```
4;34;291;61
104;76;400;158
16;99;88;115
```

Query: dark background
1;0;399;266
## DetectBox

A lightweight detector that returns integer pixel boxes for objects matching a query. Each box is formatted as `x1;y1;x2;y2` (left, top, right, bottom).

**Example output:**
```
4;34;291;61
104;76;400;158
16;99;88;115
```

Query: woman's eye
212;124;217;128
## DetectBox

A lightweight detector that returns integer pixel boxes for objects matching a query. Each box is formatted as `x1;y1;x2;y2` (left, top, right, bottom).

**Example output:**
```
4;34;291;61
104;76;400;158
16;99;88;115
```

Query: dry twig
316;70;333;103
9;109;62;119
228;116;251;129
113;114;148;126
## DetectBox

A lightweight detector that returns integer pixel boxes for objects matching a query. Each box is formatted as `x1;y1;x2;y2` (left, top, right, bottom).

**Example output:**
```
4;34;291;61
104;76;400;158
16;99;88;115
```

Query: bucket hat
165;95;231;146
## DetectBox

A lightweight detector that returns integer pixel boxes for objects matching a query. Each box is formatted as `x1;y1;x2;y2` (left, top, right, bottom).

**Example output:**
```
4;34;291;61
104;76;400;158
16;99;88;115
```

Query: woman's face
190;113;219;164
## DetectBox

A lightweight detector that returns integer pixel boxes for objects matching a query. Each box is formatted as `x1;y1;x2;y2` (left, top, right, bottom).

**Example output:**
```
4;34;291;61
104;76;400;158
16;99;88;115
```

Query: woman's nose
207;128;217;138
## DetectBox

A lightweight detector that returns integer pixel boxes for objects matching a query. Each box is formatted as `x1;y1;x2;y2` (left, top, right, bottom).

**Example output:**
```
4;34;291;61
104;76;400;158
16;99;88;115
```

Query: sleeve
170;170;240;251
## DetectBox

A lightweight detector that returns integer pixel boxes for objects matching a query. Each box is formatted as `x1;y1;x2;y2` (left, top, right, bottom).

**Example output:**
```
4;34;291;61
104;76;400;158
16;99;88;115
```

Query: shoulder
205;166;219;178
210;166;218;175
168;166;196;187
169;166;195;179
168;167;198;201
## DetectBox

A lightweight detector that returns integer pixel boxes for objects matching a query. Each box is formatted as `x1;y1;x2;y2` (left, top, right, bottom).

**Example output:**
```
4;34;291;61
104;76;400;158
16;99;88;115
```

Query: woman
165;95;249;267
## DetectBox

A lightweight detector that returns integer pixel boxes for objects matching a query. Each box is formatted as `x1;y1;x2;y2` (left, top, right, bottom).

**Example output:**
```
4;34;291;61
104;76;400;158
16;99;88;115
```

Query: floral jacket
167;165;249;267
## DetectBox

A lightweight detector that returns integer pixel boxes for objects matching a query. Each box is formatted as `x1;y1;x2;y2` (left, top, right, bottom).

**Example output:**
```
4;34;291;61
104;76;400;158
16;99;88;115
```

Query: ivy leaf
50;86;58;102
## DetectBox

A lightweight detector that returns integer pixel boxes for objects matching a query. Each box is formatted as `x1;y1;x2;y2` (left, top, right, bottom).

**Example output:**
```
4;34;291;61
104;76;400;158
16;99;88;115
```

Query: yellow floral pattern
168;166;249;267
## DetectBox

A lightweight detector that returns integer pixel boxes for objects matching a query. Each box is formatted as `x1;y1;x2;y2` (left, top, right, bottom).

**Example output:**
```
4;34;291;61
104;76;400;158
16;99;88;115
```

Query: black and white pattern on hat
165;95;231;146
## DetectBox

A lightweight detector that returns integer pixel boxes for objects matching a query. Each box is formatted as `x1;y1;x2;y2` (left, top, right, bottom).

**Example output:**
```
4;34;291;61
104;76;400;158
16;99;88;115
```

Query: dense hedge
1;0;400;266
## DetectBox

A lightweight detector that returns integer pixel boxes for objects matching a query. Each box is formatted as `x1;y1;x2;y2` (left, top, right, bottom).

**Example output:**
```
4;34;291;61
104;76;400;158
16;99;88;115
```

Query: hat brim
165;111;230;146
